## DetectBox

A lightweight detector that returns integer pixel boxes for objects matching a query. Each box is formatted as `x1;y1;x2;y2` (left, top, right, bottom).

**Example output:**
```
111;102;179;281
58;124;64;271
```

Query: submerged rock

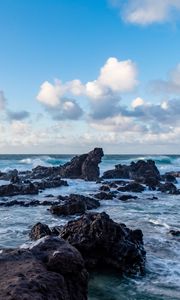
59;212;146;275
0;236;88;300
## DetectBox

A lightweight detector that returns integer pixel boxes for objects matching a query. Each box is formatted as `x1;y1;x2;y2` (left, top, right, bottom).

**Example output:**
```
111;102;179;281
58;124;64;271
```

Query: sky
0;0;180;154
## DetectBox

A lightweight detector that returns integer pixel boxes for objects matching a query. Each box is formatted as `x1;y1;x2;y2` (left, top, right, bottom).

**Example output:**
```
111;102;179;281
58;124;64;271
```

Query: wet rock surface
58;148;104;181
59;212;146;275
0;236;88;300
103;160;160;184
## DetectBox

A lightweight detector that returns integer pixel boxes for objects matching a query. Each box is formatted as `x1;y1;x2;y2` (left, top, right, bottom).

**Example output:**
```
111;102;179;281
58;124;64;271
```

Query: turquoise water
0;154;180;299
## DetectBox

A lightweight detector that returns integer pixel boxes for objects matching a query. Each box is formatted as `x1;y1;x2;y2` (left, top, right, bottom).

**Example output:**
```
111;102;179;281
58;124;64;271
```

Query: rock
50;194;100;216
94;191;114;200
161;173;177;184
169;230;180;236
158;182;180;194
0;236;88;300
99;185;111;192
0;182;39;197
34;177;68;190
59;212;146;275
66;194;100;210
31;165;61;179
118;194;138;201
59;148;104;181
103;160;160;187
117;182;145;193
50;199;86;216
29;222;52;240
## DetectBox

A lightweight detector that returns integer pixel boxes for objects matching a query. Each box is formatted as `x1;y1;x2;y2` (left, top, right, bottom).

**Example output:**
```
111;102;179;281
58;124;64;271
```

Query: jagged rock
0;236;88;300
117;182;145;193
63;194;100;210
50;194;100;216
59;148;104;181
31;165;61;179
50;199;86;216
0;182;39;197
103;160;160;187
99;185;111;192
59;212;146;275
94;191;114;200
33;177;68;190
30;222;52;240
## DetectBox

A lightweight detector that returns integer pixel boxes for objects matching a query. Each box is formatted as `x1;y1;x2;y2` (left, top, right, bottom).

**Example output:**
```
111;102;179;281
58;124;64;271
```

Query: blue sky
0;0;180;154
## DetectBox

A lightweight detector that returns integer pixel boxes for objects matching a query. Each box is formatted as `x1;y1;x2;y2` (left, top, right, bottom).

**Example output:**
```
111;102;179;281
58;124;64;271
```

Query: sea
0;154;180;300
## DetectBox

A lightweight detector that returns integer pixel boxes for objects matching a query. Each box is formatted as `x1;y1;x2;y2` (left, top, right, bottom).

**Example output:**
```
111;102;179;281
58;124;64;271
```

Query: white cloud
131;97;144;108
85;57;137;99
110;0;180;25
37;57;138;121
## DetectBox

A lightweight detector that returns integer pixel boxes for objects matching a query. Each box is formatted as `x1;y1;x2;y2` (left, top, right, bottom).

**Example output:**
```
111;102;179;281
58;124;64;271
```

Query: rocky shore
0;148;180;299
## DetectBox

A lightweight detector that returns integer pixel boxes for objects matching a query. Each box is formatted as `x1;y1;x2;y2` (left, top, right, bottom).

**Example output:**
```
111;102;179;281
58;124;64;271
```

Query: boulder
59;212;146;275
0;236;88;300
29;222;52;240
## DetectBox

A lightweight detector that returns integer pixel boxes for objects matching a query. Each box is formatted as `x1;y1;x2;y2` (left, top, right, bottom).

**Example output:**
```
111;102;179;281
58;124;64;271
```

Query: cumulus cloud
37;57;138;120
151;63;180;94
110;0;180;25
37;80;83;120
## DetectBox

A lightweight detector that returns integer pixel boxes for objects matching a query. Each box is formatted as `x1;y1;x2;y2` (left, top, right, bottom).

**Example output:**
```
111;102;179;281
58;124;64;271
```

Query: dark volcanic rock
30;222;52;240
118;194;138;201
169;230;180;236
0;236;88;300
50;194;100;216
103;160;160;187
99;185;111;192
59;148;104;181
161;173;177;184
94;191;114;200
117;182;145;193
0;182;38;197
158;182;180;194
50;199;86;216
34;176;68;190
31;165;61;179
59;212;146;275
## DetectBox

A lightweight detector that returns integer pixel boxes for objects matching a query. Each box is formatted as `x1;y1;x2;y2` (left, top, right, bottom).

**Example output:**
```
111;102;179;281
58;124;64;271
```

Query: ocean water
0;154;180;300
